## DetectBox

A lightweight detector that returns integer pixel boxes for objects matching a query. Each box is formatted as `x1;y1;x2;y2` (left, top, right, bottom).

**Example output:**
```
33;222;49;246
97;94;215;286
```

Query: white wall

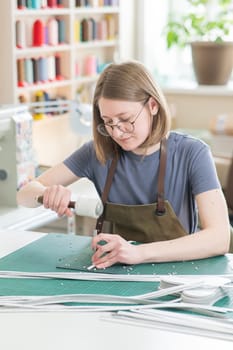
119;0;137;60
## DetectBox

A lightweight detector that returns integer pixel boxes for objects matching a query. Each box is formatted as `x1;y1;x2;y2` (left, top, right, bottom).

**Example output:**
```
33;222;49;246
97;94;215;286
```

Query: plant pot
191;41;233;85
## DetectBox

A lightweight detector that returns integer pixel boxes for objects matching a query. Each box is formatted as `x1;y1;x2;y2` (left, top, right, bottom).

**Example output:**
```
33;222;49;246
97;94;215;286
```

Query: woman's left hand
91;233;141;268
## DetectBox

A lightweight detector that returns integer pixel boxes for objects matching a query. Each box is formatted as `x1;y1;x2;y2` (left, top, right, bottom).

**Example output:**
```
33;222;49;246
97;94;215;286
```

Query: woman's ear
148;97;159;115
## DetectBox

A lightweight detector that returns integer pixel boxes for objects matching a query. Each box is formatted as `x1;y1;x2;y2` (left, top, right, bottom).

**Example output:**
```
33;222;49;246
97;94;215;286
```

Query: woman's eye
120;117;131;123
104;120;113;125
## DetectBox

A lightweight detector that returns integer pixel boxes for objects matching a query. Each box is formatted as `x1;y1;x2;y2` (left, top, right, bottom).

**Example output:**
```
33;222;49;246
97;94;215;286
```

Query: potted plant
164;0;233;85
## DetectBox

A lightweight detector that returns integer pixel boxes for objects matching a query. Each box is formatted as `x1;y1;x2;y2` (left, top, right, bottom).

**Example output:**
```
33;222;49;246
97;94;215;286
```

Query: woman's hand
91;233;142;268
42;185;73;217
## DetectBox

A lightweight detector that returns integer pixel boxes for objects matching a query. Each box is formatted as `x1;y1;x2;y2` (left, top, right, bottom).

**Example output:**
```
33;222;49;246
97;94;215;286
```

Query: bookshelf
0;0;121;105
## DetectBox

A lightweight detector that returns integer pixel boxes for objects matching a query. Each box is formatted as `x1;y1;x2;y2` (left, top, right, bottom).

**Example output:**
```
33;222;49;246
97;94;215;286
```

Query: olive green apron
95;138;233;250
95;138;187;243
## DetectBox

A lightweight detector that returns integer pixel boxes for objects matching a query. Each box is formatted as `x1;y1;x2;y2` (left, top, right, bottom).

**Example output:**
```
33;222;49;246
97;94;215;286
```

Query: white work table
0;206;58;231
0;229;232;350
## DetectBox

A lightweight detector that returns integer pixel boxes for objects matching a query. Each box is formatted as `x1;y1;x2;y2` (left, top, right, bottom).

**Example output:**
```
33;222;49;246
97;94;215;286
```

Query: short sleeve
188;142;220;196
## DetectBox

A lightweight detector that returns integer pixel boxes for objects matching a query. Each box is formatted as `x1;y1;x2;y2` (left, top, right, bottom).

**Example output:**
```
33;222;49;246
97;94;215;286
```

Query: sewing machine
0;105;35;208
0;103;96;234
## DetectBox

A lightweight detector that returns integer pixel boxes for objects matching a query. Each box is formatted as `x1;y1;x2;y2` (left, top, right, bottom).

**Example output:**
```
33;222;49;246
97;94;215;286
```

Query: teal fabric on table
1;233;233;276
0;233;233;309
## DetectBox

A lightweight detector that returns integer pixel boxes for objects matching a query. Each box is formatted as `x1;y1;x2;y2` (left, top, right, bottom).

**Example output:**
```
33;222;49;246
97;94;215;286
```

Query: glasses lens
97;124;111;136
117;121;134;133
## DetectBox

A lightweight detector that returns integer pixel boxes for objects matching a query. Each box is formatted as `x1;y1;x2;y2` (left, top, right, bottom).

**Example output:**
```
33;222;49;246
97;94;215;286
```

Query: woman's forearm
138;227;230;263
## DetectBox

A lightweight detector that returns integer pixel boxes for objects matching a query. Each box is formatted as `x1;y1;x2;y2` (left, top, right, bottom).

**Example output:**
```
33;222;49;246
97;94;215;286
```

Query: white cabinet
0;0;121;105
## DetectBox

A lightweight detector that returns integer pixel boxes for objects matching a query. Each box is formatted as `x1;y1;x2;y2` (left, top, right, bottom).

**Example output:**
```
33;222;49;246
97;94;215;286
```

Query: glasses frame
97;98;149;137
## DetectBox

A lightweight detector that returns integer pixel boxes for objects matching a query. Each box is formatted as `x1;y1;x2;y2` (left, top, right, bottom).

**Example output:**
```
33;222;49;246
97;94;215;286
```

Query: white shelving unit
0;0;121;105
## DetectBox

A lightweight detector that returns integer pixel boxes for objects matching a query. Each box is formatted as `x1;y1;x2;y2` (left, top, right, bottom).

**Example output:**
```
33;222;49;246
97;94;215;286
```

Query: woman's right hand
42;185;73;217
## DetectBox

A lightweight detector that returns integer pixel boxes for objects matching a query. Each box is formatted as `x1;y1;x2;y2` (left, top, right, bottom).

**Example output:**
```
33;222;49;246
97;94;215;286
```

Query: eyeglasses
97;99;149;137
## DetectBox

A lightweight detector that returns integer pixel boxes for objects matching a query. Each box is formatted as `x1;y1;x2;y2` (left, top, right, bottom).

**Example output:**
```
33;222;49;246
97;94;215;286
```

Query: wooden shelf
15;8;71;16
0;0;121;105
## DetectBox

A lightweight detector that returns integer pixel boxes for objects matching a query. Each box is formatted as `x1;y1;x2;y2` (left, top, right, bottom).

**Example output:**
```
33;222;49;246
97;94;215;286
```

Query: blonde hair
93;61;171;163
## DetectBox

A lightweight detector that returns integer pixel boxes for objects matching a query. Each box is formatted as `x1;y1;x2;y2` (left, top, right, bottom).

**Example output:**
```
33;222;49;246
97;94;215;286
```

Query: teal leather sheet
0;233;232;308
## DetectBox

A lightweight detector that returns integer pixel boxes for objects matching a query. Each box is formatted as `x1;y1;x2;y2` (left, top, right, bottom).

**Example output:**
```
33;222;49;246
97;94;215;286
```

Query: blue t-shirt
64;132;220;233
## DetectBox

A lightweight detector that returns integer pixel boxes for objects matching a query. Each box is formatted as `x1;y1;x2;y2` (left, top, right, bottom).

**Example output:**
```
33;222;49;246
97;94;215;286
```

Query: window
136;0;233;87
136;0;193;85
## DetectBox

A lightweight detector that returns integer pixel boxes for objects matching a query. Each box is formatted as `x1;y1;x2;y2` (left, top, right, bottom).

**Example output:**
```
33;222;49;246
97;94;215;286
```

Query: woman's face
98;97;158;154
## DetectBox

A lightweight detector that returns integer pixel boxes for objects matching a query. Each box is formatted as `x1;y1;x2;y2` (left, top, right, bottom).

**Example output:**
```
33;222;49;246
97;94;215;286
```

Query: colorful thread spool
24;58;34;84
48;0;57;7
57;0;63;7
47;18;58;46
17;59;27;87
55;55;63;80
74;19;81;43
33;19;44;46
32;58;40;83
41;0;48;8
38;57;48;82
57;18;65;44
17;0;26;9
31;0;41;9
84;55;97;76
47;55;56;81
33;91;45;120
16;20;26;49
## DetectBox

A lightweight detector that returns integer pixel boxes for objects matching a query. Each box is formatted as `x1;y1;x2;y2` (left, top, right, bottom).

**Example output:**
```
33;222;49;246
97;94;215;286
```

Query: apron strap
95;137;167;232
156;137;167;215
95;154;118;233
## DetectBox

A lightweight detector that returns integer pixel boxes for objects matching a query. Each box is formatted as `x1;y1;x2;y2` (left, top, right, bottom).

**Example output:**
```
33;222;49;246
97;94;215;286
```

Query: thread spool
38;57;43;82
106;14;115;40
55;55;63;80
24;58;34;85
48;0;57;7
84;55;97;76
33;19;44;46
33;91;45;120
18;94;27;103
43;90;49;99
41;0;48;8
57;0;63;7
16;20;26;49
17;59;27;87
47;18;58;46
43;57;49;82
38;57;49;82
39;57;48;82
90;18;97;40
17;0;26;9
81;19;89;42
47;55;56;81
89;0;99;6
97;19;107;40
31;0;41;9
26;0;32;8
87;19;93;41
57;18;65;44
32;58;40;83
75;0;82;6
74;19;81;42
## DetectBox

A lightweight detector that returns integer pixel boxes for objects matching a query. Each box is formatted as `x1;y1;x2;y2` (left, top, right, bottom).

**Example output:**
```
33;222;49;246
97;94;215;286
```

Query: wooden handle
37;195;75;209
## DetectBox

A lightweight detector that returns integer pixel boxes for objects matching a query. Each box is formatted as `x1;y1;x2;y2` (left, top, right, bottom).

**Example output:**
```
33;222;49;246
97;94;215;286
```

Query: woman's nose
112;125;124;137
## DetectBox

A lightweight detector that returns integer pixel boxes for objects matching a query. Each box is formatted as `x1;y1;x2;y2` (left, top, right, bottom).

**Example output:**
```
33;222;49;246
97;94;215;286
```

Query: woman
17;61;231;268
